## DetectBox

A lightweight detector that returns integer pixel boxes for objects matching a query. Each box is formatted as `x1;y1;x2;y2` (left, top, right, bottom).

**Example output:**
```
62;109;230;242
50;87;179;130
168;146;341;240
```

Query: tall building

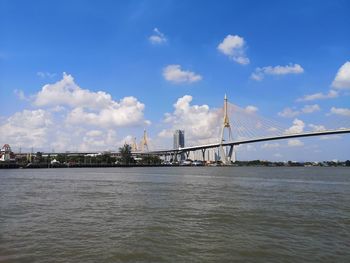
173;130;185;149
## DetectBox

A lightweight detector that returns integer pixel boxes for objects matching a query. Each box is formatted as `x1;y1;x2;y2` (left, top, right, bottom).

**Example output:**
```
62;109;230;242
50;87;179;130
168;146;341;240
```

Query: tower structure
173;130;185;161
173;130;185;149
219;94;235;164
140;129;149;152
131;137;138;152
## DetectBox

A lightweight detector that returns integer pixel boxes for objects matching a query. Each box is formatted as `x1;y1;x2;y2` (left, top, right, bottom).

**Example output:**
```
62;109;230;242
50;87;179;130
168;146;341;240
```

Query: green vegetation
118;144;134;165
138;155;162;165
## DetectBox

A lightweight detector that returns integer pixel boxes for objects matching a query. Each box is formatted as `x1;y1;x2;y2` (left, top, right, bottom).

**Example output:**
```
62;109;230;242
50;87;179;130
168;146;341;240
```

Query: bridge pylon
140;129;149;152
131;137;138;152
219;94;235;164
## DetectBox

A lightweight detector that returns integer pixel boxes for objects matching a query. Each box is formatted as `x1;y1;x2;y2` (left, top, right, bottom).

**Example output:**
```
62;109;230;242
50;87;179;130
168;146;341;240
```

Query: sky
0;0;349;161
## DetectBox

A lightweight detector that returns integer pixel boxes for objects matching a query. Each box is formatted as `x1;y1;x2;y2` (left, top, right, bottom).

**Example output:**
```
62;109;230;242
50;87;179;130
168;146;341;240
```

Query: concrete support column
201;149;206;162
174;151;178;162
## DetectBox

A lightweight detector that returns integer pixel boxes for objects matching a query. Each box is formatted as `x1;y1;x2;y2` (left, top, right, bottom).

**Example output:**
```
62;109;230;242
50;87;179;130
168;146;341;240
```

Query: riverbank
0;163;170;169
1;162;349;169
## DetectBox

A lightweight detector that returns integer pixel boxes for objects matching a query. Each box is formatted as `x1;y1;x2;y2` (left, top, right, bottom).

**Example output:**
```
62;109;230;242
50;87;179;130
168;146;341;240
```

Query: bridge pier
174;151;178;162
201;149;206;162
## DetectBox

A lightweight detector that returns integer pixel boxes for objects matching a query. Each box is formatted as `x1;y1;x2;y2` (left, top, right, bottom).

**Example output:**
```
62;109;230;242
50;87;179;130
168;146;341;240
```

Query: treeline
235;160;350;167
11;144;162;168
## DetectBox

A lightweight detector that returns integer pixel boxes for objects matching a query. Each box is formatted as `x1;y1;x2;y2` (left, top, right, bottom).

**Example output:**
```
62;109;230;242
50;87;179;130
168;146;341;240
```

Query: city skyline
1;0;350;161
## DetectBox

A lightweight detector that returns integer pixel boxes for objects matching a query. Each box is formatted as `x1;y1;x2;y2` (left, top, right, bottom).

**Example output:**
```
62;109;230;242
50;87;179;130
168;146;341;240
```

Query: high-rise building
173;130;185;149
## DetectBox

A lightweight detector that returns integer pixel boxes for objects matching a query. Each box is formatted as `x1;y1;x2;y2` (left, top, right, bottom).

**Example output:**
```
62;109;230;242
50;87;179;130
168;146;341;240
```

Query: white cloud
332;61;350;89
34;73;113;109
302;104;320;113
217;34;249;65
0;73;150;152
296;90;338;102
279;104;320;118
309;124;326;132
65;96;148;128
320;135;342;140
158;129;173;138
163;65;202;84
285;118;305;134
251;72;263;81
33;73;149;128
251;64;304;81
245;105;258;113
85;130;103;137
261;142;280;149
278;107;300;118
158;95;220;145
330;107;350;116
0;109;53;148
288;139;304;147
149;28;167;45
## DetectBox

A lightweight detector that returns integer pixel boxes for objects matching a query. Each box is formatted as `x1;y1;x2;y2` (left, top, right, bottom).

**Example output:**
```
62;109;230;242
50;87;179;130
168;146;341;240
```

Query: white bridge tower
219;94;235;164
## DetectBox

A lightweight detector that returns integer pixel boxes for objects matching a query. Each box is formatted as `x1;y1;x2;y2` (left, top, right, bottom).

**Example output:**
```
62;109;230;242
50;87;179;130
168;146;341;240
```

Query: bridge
137;95;350;164
17;95;349;164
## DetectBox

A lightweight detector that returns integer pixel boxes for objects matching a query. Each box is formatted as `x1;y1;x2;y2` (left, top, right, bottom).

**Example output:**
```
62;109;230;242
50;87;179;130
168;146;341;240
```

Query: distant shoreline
1;163;349;169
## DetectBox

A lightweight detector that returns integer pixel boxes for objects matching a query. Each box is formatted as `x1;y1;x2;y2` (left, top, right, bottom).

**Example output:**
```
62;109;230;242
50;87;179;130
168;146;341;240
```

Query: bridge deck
143;128;350;155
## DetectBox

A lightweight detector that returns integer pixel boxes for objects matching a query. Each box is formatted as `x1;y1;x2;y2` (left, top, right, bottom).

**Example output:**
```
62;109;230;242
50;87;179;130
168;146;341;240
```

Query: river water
0;167;349;262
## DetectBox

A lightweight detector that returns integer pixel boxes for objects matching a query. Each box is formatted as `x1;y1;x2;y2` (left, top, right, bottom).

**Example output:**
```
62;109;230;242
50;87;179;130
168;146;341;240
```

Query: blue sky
0;0;349;161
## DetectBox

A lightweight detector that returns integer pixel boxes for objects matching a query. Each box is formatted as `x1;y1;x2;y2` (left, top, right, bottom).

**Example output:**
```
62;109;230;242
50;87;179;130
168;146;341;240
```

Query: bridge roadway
32;128;350;157
141;128;350;155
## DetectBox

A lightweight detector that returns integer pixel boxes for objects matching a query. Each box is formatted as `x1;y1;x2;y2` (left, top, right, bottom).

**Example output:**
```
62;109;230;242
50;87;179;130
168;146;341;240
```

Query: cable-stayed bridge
140;95;350;164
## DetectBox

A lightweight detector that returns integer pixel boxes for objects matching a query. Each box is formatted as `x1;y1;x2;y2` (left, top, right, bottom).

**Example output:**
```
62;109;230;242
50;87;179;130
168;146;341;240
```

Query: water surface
1;167;349;262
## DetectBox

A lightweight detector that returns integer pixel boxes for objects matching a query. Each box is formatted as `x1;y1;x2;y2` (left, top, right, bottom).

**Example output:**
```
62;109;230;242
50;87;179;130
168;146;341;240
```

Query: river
0;167;349;262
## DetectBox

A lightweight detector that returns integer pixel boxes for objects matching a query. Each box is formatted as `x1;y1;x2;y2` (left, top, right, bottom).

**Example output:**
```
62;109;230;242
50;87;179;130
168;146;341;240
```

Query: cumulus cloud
302;104;320;113
217;34;249;65
296;90;338;102
288;139;304;147
0;73;149;152
279;104;320;118
0;109;53;148
65;96;147;128
330;107;350;116
149;28;167;45
163;65;202;84
79;129;120;152
332;61;350;89
85;130;103;137
33;73;149;127
251;64;304;81
244;105;258;113
158;95;221;145
34;73;113;109
309;124;326;132
278;107;300;118
261;142;280;149
296;62;350;105
285;118;305;134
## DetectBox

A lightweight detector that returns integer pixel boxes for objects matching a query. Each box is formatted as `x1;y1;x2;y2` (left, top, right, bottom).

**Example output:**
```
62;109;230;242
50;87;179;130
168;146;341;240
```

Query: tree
35;152;43;163
119;144;133;165
141;155;161;165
